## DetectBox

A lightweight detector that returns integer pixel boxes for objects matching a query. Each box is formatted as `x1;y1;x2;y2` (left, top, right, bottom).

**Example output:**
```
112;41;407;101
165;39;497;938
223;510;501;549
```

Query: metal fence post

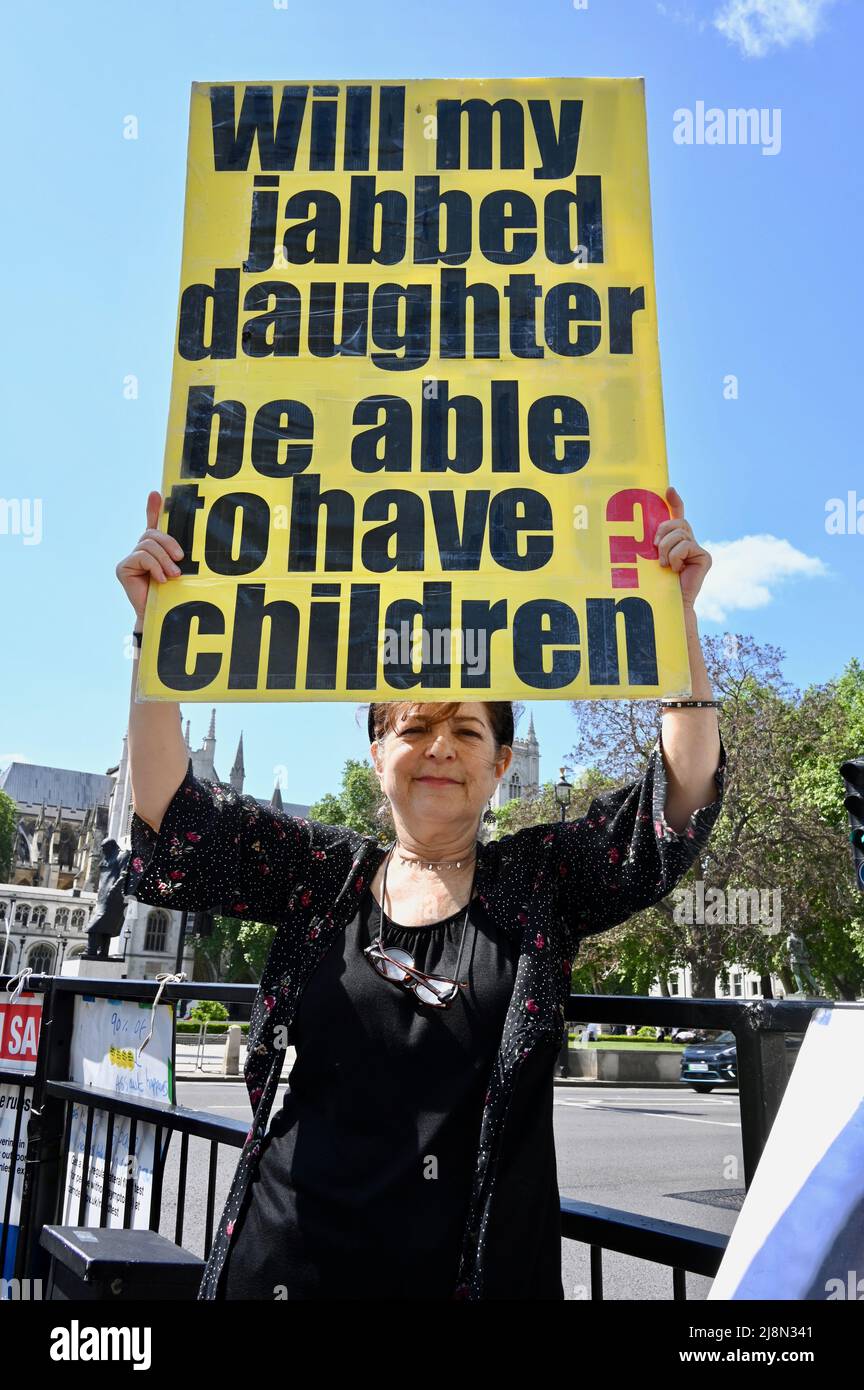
735;998;818;1188
14;979;75;1283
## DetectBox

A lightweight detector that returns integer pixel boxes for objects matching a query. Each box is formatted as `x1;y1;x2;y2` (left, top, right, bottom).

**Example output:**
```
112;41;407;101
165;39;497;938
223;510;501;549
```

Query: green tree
492;767;617;839
193;914;273;983
565;635;864;1000
491;781;560;837
188;999;229;1023
0;788;17;883
309;758;388;841
791;658;864;826
782;658;864;996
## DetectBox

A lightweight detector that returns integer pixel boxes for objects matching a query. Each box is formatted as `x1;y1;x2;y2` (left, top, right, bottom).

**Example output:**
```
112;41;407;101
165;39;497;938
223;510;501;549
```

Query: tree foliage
193;912;271;983
0;788;17;883
562;636;864;1000
492;767;617;838
309;757;388;841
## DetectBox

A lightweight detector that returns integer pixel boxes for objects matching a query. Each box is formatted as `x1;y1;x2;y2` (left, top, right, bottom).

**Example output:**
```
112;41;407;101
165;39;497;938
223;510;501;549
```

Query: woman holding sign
116;486;724;1301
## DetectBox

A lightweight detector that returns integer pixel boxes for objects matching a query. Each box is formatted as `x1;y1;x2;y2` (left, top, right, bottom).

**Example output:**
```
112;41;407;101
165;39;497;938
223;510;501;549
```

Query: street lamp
555;767;572;824
554;766;574;1077
119;921;132;963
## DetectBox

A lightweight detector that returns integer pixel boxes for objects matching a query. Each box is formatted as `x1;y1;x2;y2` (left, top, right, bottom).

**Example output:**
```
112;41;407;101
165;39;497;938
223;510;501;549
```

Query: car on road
680;1028;805;1092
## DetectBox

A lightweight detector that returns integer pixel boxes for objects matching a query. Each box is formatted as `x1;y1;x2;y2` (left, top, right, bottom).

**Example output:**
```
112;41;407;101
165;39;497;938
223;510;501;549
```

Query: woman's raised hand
115;491;185;623
654;486;712;610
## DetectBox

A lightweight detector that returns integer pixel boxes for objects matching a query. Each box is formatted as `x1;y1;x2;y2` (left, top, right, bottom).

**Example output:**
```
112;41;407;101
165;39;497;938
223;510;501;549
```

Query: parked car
680;1029;805;1092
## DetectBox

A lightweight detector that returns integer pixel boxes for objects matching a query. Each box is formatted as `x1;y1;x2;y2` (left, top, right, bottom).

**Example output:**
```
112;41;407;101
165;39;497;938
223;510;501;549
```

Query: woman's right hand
115;490;185;624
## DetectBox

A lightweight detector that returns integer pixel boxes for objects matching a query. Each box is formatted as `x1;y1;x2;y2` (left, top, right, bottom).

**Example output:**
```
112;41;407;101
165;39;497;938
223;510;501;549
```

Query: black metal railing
2;974;257;1287
0;974;846;1297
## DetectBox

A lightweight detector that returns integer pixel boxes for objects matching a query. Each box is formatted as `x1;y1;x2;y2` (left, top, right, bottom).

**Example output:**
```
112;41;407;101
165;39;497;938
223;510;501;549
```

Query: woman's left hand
653;486;712;610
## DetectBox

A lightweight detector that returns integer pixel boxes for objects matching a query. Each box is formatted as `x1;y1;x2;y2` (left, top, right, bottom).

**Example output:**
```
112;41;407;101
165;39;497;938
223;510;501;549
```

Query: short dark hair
367;701;514;749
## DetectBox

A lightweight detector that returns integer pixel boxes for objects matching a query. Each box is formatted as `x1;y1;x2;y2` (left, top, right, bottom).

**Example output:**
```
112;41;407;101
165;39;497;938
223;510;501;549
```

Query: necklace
395;845;477;870
376;841;479;994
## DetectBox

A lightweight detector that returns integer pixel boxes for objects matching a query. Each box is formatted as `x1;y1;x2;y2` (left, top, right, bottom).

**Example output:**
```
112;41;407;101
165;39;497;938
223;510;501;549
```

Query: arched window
509;772;522;801
70;909;87;930
145;910;170;954
27;942;56;975
14;903;31;927
30;904;47;929
54;907;69;931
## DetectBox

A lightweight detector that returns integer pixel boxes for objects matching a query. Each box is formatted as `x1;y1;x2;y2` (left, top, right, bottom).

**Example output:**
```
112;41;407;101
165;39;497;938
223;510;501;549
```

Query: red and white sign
1;994;43;1284
0;997;42;1072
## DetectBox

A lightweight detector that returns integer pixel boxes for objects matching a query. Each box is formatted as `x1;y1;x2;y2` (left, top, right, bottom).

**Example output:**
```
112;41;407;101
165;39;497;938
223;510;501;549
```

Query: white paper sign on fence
61;995;176;1229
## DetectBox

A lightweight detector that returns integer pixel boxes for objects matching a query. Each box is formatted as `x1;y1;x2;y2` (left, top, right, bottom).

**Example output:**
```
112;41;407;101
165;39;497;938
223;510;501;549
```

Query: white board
61;995;175;1230
708;1007;864;1300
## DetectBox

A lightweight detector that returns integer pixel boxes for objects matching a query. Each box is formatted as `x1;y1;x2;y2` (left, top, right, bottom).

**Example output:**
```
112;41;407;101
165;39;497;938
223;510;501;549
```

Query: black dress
218;884;564;1299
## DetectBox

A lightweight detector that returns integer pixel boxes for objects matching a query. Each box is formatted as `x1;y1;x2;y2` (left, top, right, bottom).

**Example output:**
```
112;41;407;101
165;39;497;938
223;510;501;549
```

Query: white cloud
695;534;828;622
713;0;837;58
656;1;710;29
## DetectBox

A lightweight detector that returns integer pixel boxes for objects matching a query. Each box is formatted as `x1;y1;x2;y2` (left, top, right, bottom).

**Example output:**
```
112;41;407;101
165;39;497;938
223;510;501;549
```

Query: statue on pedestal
785;929;819;998
83;838;131;960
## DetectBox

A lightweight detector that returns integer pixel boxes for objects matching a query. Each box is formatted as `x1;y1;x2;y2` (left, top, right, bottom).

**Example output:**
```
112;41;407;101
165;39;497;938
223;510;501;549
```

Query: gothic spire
230;732;245;793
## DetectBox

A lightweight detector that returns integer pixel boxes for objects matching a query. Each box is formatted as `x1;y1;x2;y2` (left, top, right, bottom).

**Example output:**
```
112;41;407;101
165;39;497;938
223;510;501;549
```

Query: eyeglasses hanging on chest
362;844;478;1009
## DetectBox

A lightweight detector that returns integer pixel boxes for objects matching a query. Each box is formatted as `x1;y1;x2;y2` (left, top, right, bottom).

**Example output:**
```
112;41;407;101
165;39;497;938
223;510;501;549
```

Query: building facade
0;713;309;981
651;965;790;1001
489;710;541;810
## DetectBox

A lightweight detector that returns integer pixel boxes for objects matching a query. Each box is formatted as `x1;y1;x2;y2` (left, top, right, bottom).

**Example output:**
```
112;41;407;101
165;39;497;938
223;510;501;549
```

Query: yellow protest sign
137;78;691;702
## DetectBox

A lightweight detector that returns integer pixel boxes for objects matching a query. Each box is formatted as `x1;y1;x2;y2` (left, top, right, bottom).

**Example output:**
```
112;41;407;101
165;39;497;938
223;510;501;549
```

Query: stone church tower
489;709;540;810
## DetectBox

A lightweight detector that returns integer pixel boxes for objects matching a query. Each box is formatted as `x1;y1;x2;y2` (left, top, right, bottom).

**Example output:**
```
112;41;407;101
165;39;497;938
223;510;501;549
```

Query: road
555;1086;742;1300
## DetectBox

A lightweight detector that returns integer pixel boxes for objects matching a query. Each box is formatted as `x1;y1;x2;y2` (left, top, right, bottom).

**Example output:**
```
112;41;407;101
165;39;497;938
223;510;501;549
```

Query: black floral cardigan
123;734;725;1300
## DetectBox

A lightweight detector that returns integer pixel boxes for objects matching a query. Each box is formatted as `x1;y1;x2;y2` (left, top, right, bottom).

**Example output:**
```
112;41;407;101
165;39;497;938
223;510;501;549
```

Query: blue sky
1;0;860;805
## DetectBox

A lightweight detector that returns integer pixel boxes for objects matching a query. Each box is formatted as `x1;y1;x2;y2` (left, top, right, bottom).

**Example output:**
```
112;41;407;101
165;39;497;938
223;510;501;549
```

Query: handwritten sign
61;997;175;1229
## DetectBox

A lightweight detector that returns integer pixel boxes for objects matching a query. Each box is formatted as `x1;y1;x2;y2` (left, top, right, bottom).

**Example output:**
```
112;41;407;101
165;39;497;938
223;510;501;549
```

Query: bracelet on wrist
660;699;721;709
132;629;143;648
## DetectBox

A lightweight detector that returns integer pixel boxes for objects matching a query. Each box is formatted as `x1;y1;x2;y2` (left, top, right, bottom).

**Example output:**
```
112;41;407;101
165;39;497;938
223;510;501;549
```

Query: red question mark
605;489;671;589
